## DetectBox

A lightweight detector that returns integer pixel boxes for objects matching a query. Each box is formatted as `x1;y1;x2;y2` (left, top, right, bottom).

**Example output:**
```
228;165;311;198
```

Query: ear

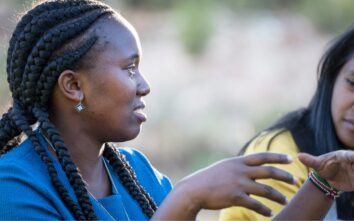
57;70;83;102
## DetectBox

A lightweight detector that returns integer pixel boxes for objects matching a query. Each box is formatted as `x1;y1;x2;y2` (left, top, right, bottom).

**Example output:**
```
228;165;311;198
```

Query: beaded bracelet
308;170;343;199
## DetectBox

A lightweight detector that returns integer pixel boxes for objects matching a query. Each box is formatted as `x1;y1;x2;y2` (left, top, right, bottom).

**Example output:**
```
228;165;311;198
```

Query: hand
175;152;296;217
299;150;354;191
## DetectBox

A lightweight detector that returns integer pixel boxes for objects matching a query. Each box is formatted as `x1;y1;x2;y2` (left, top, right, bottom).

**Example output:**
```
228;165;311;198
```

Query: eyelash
346;78;354;87
126;64;137;77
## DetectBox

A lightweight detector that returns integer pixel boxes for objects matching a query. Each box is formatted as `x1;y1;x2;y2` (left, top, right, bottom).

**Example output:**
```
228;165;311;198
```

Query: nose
137;72;150;96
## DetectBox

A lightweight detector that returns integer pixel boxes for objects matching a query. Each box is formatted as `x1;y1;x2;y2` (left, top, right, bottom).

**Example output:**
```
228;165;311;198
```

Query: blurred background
1;0;354;219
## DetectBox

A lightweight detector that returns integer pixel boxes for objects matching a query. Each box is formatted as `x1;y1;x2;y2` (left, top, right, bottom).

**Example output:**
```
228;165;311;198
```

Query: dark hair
1;0;157;219
240;25;354;220
309;25;354;220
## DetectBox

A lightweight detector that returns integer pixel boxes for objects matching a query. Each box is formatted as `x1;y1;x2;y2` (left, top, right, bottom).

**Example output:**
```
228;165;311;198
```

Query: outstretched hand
173;152;296;217
299;150;354;191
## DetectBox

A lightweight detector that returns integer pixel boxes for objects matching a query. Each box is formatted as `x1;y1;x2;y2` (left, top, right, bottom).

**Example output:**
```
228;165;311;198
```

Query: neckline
101;158;119;197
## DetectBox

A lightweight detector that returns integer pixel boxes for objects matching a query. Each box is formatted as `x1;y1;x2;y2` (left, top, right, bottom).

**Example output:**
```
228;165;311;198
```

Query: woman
0;0;297;220
220;23;354;220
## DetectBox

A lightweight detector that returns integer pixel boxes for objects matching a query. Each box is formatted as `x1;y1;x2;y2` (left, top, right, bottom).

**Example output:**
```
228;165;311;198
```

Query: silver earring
74;97;85;112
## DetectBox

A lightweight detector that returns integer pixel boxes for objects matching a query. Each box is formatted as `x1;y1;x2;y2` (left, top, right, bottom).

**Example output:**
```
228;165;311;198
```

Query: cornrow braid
32;106;96;220
9;103;86;220
9;2;108;98
19;10;110;106
7;0;91;90
3;1;113;219
3;0;160;219
36;36;97;107
103;144;158;218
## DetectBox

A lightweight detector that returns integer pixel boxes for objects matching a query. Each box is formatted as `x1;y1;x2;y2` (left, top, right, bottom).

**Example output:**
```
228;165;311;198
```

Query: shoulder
117;147;158;175
244;129;309;182
116;147;173;204
0;139;61;219
244;129;299;157
0;138;48;177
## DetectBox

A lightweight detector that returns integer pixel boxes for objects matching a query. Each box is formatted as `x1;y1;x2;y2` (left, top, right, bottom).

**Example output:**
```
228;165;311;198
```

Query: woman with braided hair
0;0;353;220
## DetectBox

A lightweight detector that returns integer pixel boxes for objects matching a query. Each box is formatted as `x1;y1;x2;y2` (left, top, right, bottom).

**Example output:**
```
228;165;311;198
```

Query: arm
151;152;297;220
274;150;354;220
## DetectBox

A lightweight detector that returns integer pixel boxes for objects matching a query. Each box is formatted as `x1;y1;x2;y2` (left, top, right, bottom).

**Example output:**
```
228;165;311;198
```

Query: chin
113;127;141;142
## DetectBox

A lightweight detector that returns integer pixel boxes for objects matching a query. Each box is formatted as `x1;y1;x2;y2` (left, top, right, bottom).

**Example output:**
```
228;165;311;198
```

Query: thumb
298;153;321;170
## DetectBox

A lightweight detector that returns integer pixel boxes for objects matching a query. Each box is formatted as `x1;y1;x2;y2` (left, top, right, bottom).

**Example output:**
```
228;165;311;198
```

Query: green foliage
122;0;174;9
222;0;297;12
295;0;354;33
173;0;214;57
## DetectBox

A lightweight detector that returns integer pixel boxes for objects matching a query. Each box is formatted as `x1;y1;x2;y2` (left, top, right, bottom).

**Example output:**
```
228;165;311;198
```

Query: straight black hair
239;25;354;220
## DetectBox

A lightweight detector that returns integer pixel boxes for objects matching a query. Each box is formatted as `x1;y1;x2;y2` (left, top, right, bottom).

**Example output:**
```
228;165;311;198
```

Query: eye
126;64;137;77
345;78;354;87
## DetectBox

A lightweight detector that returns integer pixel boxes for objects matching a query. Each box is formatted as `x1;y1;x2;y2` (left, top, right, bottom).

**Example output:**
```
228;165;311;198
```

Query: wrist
173;179;202;215
308;170;343;199
152;180;201;220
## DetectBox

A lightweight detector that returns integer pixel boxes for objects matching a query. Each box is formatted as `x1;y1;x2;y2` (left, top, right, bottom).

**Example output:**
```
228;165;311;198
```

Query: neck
48;112;112;198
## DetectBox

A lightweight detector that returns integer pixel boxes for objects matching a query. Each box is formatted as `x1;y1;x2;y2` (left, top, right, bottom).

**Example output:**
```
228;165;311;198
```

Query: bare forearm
151;181;201;220
273;180;333;220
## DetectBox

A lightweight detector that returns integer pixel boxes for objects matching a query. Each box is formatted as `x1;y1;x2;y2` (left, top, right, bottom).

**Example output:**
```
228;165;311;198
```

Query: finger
234;193;273;217
298;152;320;169
244;152;292;166
245;181;287;205
337;150;354;163
248;166;296;184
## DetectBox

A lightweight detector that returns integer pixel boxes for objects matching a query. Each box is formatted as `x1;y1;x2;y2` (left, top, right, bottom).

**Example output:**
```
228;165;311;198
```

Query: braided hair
1;0;157;219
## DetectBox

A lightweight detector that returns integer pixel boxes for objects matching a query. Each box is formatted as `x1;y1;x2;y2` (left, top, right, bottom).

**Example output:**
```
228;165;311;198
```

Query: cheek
331;85;341;121
331;82;349;118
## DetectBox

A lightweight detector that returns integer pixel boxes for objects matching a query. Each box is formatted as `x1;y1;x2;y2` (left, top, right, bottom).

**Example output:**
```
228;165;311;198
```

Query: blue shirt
0;133;172;220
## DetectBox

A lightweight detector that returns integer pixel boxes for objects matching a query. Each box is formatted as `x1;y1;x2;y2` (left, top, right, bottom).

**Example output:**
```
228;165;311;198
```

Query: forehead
94;14;142;61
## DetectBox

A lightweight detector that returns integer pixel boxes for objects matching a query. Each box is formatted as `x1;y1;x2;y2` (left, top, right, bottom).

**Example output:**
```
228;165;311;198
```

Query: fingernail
287;155;293;162
293;176;298;184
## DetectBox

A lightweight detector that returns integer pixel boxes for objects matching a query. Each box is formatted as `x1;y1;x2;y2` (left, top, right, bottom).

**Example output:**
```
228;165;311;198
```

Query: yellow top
219;129;310;221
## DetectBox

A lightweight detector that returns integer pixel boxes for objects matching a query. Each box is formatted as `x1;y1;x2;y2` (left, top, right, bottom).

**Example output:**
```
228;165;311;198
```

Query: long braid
33;106;96;220
103;144;157;218
2;0;159;219
20;9;110;219
3;1;112;219
7;0;88;92
20;10;109;107
8;102;86;220
36;36;97;107
0;108;21;154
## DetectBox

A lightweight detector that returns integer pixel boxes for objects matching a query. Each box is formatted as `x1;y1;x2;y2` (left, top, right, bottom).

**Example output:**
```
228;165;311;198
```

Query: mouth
133;103;147;122
343;118;354;131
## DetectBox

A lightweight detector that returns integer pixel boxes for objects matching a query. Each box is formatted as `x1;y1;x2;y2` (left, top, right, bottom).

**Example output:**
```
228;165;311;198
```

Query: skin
50;13;297;215
331;56;354;149
152;153;296;220
47;11;354;219
274;150;354;220
50;14;149;198
275;48;354;220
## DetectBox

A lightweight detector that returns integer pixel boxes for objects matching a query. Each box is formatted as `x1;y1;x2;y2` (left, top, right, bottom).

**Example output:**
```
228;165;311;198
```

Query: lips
133;102;147;122
343;118;354;131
